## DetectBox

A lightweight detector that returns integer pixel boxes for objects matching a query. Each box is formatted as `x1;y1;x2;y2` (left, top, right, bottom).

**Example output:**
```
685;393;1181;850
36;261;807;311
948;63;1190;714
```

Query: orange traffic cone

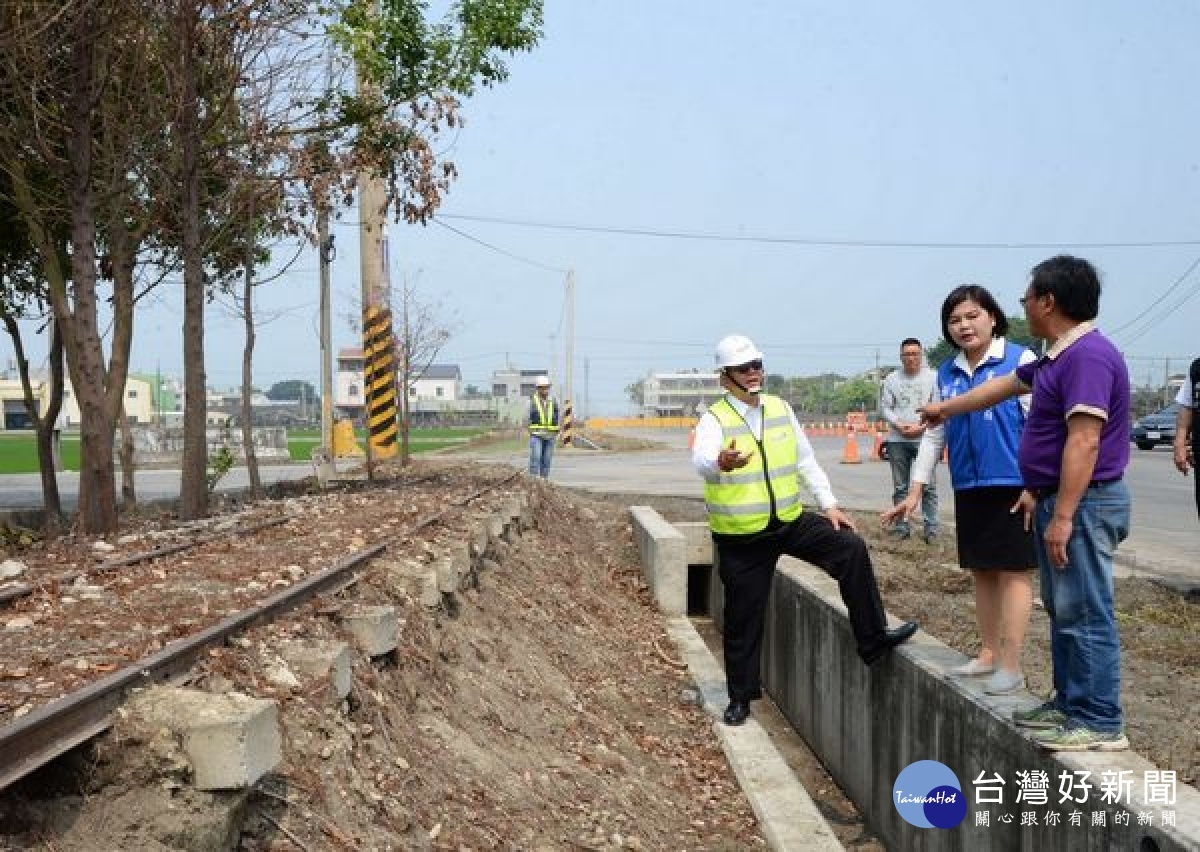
840;432;862;464
872;431;885;461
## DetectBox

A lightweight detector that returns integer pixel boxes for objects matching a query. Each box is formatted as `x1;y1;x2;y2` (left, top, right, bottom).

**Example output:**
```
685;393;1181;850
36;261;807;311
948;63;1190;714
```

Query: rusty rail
0;471;521;791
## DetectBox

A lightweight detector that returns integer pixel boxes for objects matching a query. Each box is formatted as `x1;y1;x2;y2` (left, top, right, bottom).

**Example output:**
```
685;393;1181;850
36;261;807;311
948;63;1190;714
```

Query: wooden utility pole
317;207;335;483
356;0;398;475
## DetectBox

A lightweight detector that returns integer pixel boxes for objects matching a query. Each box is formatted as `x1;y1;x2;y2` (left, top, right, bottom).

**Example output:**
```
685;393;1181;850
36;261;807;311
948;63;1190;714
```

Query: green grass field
0;427;493;473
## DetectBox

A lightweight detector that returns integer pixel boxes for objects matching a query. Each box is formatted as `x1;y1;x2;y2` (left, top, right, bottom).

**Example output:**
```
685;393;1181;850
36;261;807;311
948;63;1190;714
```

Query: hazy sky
9;1;1200;415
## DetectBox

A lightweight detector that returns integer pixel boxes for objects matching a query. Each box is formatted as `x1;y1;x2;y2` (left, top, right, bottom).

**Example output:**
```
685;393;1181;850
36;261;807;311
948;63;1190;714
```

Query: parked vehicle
1130;404;1178;450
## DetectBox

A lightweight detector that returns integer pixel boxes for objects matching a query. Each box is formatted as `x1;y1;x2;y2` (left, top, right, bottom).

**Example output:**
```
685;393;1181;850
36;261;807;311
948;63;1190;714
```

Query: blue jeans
528;434;555;478
1034;480;1130;733
887;440;938;534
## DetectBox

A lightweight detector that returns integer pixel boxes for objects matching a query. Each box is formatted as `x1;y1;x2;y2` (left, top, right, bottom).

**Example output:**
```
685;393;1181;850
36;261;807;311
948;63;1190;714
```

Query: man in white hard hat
527;375;559;479
693;334;918;726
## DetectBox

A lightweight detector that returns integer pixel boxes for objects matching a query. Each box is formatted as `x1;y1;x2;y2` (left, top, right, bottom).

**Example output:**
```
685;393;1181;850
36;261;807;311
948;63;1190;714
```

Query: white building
641;369;723;417
335;351;499;424
491;367;552;401
61;375;155;427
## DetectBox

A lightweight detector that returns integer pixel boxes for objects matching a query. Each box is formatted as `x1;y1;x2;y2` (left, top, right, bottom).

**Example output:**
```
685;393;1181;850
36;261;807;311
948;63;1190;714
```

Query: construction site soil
0;451;1194;851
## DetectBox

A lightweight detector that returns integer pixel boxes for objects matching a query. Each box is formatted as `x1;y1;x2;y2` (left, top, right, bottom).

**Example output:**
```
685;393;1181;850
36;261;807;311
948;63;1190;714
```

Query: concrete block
278;639;353;704
628;506;687;616
469;523;490;558
486;514;506;544
419;571;442;608
129;686;281;791
674;521;713;566
339;605;398;656
436;556;459;594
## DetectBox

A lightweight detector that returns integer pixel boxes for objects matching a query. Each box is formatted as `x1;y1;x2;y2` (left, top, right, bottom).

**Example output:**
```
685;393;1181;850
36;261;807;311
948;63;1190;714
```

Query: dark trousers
1194;449;1200;520
715;512;889;703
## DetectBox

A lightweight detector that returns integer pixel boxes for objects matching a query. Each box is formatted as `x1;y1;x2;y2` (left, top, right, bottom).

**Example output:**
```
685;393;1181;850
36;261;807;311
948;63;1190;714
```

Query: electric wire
438;212;1200;250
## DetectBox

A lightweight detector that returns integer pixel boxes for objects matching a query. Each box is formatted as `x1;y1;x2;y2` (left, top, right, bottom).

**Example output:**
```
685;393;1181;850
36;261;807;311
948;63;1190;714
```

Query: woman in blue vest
882;285;1036;695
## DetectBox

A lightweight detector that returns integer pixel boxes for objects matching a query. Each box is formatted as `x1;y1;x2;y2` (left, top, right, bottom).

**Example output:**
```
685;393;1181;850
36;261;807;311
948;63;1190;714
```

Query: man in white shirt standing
880;338;939;543
692;334;918;727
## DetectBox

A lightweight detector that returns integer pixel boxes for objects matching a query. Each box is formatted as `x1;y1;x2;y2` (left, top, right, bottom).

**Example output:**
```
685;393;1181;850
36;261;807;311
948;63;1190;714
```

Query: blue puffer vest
938;340;1028;491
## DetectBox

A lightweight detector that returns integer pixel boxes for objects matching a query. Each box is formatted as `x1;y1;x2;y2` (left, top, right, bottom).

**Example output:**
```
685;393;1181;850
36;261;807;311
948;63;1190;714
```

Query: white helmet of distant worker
714;334;764;369
535;376;551;388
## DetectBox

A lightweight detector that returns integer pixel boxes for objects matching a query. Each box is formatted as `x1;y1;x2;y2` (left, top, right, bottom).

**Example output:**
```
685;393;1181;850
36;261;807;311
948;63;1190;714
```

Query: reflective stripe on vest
530;396;559;434
703;395;802;535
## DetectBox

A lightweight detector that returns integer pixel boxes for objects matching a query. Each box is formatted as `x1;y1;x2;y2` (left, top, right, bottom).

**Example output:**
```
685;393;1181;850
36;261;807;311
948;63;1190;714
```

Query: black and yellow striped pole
363;305;398;460
560;399;574;445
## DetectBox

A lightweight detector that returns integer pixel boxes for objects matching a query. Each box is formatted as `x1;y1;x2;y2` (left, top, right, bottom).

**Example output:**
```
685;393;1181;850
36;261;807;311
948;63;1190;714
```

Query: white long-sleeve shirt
691;393;838;510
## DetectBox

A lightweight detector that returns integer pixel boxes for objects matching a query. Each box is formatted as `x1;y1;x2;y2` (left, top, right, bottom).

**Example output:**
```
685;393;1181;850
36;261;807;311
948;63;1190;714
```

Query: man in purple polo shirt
921;255;1131;752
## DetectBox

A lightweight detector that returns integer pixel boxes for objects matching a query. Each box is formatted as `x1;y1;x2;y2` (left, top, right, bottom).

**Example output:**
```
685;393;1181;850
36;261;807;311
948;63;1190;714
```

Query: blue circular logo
892;760;967;829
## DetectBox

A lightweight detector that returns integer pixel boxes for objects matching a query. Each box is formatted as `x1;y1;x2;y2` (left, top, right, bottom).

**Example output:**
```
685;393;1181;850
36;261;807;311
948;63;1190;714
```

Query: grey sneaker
983;670;1025;695
1013;701;1066;729
1033;724;1129;752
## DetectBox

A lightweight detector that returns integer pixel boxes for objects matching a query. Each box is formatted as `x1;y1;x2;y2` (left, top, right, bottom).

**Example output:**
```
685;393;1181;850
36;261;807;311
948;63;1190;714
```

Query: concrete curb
665;616;844;852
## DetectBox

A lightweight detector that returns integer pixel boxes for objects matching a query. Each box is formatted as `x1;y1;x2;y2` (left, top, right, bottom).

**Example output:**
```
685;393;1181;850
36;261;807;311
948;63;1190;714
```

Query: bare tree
391;274;455;465
1;0;175;534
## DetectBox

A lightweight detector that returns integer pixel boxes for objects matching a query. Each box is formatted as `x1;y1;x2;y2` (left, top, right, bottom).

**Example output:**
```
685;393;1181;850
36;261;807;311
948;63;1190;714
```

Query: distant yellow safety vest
530;395;559;434
703;395;802;535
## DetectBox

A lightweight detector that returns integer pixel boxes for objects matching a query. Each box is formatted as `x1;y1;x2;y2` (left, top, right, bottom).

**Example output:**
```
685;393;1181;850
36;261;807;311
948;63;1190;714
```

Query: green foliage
330;0;543;101
266;379;318;402
205;445;236;495
625;379;645;406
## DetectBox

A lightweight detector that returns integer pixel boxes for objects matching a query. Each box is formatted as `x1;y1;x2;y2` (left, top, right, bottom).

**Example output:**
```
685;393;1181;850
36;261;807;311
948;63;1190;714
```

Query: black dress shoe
862;621;919;665
723;701;751;726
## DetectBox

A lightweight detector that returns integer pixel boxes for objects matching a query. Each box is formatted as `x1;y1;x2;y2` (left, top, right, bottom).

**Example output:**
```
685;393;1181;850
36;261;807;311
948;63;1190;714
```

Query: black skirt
954;486;1036;571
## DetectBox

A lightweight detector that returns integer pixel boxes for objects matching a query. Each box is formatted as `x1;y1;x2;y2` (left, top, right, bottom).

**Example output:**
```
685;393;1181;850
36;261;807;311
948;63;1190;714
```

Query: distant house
641;369;722;417
491;367;552;401
407;364;461;402
336;351;496;426
61;375;154;427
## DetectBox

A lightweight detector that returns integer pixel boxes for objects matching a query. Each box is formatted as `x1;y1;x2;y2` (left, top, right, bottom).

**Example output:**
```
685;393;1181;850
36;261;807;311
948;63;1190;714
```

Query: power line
438;213;1200;250
430;217;568;273
1111;273;1200;347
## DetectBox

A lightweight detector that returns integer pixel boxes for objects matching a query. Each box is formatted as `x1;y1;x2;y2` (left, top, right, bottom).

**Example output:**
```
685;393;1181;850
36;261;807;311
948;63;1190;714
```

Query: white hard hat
535;376;551;387
714;334;764;369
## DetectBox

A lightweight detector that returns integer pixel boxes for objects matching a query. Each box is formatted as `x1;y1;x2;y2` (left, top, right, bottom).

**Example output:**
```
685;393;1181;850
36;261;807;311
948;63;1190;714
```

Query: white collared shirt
691;393;838;510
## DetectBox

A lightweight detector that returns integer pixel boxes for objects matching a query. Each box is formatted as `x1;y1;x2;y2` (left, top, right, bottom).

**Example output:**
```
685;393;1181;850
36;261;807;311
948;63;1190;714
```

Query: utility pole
317;208;335;484
564;270;575;406
357;0;398;476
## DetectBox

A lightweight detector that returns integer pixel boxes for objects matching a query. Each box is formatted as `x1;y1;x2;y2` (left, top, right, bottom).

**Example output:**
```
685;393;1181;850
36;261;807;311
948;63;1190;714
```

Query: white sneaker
984;670;1026;695
949;659;995;676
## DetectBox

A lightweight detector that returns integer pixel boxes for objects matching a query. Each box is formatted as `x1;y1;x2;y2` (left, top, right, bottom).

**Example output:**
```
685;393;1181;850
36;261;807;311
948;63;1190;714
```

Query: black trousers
715;512;889;703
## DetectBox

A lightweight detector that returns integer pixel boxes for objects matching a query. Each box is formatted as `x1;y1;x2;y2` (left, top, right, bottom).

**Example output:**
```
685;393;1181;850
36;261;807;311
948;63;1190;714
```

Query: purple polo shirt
1014;325;1130;489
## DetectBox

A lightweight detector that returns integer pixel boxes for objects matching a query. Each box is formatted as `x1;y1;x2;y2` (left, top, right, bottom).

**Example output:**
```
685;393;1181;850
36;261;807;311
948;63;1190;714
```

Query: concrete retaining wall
765;556;1200;851
628;506;687;615
626;506;1199;851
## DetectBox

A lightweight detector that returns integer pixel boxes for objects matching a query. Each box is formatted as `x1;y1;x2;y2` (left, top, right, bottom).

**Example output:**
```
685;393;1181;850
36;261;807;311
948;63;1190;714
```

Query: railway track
0;468;523;791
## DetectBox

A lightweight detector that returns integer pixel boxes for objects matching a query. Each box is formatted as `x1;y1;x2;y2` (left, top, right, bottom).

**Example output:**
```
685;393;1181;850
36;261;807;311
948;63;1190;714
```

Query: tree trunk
241;217;262;499
118;403;136;507
177;2;207;520
64;7;118;534
1;313;65;535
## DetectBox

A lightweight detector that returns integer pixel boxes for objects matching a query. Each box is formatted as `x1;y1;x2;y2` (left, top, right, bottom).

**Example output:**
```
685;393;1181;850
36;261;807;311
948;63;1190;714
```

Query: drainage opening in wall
687;564;710;616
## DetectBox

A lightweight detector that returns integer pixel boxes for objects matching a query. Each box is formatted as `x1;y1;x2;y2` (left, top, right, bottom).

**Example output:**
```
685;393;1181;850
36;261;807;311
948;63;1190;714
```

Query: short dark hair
1029;255;1101;322
940;284;1009;350
900;337;922;351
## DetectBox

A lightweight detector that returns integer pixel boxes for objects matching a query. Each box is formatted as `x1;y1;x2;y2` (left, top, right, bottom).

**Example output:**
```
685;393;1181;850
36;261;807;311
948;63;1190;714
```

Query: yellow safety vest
703;395;802;535
530;395;559;434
